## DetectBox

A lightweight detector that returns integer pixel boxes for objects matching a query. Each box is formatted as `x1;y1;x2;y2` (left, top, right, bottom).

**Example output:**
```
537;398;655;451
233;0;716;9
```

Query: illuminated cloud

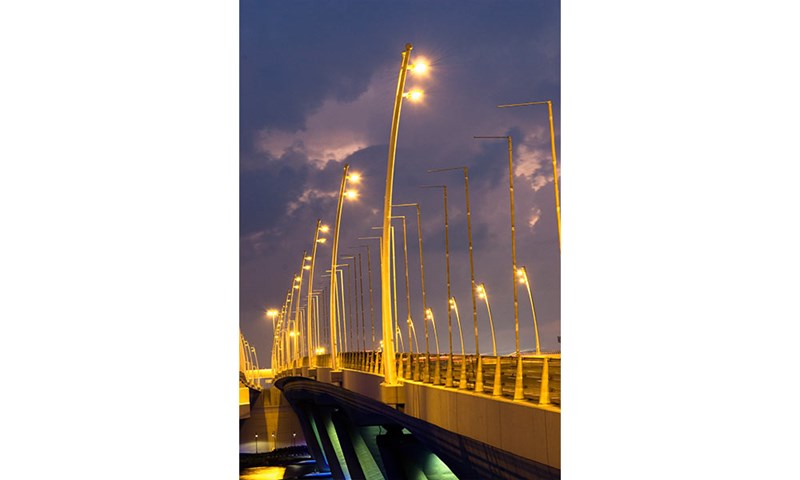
514;129;555;192
286;188;338;215
254;81;391;169
528;206;543;230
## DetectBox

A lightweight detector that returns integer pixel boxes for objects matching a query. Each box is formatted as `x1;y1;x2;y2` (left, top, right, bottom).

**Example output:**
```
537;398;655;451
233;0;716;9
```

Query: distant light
305;255;312;261
317;238;327;243
348;172;361;183
294;276;301;282
345;190;359;200
266;309;279;318
320;225;330;233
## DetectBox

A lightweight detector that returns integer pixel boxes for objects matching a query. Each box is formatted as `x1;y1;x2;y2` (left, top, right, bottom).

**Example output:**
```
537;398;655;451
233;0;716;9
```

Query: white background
2;1;799;478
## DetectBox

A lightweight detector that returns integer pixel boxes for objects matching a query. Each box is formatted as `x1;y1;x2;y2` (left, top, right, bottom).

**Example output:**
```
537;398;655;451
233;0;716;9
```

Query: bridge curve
276;375;560;479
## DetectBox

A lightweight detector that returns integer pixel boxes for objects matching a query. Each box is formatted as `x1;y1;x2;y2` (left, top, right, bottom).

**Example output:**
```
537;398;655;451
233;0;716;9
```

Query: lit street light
449;297;467;390
307;219;328;368
477;283;502;396
474;135;525;401
380;43;426;387
426;307;441;384
329;164;359;371
517;266;541;354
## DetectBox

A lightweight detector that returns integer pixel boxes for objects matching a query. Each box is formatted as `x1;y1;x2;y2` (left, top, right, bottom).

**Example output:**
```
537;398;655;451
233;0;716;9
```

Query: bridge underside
275;376;560;480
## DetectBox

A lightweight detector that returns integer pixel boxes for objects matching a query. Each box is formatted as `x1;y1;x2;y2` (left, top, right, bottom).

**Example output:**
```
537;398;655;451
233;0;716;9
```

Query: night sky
240;0;561;362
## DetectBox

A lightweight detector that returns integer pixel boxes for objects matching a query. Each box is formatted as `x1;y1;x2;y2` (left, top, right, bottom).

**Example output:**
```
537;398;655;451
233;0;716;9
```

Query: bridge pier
311;406;350;479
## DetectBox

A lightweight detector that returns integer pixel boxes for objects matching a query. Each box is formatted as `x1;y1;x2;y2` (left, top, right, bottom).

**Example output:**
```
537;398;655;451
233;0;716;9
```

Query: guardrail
275;351;560;407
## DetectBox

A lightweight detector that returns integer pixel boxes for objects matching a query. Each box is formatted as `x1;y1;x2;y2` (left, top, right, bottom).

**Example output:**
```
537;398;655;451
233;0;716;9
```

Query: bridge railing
275;351;560;407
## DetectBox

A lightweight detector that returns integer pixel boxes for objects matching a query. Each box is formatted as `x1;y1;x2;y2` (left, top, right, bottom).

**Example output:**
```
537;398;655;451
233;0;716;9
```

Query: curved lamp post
477;283;502;396
380;43;426;387
449;297;467;389
517;265;541;354
474;135;525;401
307;220;329;368
426;307;441;384
329;164;359;371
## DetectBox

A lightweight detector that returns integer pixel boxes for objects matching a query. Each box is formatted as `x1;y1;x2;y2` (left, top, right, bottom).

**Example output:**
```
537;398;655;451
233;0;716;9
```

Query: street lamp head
476;284;486;298
344;190;359;200
317;237;327;244
304;255;312;261
266;309;279;318
425;308;433;320
319;224;330;233
347;172;361;183
408;60;429;75
303;265;311;270
404;89;424;102
294;276;301;282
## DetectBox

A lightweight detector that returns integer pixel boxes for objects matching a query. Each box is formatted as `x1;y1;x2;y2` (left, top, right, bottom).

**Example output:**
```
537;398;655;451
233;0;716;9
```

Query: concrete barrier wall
338;369;560;469
404;382;560;469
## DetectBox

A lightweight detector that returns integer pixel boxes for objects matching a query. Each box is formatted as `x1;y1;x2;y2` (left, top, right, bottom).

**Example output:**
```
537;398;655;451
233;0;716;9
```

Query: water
240;462;332;479
239;466;286;480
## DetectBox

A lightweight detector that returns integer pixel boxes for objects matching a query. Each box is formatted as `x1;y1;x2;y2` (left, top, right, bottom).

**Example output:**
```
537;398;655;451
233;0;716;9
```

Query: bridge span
256;351;560;479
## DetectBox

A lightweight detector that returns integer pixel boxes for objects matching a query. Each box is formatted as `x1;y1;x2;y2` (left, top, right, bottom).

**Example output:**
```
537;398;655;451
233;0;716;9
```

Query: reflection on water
239;466;286;480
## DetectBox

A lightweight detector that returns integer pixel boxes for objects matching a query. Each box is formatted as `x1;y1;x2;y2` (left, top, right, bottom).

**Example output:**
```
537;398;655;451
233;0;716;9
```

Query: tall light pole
428;166;482;391
393;202;430;382
426;307;441;384
477;283;502;396
421;184;454;387
307;220;329;368
380;43;426;387
329;164;359;371
497;100;561;250
517;266;541;354
474;135;525;401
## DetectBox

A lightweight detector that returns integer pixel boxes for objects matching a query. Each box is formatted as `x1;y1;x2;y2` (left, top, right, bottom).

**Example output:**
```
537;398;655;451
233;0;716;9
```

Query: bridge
240;335;560;479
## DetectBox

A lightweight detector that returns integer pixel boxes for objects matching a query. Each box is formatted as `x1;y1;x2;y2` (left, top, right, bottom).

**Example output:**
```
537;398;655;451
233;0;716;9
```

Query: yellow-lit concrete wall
404;382;560;469
239;387;307;453
340;369;560;470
